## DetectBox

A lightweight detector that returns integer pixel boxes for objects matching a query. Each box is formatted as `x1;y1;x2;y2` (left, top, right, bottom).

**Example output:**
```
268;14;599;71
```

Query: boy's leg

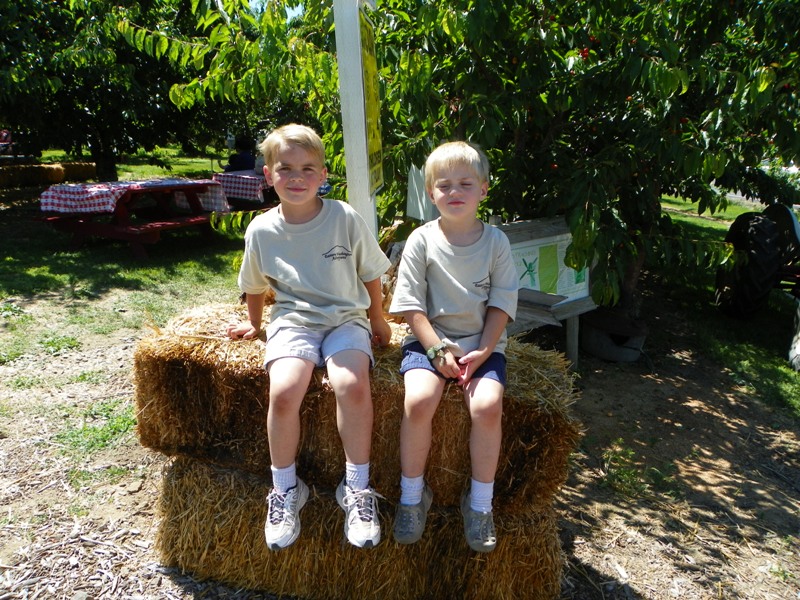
460;375;504;553
323;325;382;548
326;349;374;466
463;377;504;484
262;330;318;551
399;368;446;480
394;367;443;544
267;356;316;469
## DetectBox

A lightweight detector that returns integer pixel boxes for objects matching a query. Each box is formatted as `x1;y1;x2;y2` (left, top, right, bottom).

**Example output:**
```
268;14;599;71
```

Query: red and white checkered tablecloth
212;170;267;204
40;178;229;214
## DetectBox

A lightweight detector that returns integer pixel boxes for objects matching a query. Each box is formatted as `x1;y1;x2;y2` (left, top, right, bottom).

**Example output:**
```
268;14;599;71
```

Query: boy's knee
469;395;503;423
404;392;439;420
269;388;305;414
333;377;372;410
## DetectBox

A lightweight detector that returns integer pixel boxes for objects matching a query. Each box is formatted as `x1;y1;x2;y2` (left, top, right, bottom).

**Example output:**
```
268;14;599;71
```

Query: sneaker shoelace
342;487;382;523
267;489;292;525
468;511;496;542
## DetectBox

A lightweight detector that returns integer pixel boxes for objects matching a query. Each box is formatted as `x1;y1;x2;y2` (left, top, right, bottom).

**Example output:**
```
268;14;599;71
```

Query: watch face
426;347;436;360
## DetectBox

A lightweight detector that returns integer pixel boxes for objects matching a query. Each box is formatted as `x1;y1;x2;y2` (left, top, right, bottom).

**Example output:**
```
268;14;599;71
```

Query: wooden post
333;0;383;238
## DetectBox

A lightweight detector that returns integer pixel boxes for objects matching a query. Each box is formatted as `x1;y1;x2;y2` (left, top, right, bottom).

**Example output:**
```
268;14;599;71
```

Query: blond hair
424;141;490;190
258;124;326;168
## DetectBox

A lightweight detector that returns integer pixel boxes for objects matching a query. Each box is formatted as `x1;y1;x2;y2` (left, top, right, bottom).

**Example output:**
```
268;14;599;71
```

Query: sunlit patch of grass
694;293;800;418
0;343;25;365
39;334;82;354
8;375;45;390
601;438;684;500
69;370;107;385
54;398;135;456
68;504;90;518
602;438;648;497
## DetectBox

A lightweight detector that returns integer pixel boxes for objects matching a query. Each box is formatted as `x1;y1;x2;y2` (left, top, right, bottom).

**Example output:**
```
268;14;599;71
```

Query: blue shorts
399;341;507;386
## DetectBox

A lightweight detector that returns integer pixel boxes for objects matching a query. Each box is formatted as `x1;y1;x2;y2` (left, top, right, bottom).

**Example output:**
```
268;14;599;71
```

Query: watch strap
426;341;448;361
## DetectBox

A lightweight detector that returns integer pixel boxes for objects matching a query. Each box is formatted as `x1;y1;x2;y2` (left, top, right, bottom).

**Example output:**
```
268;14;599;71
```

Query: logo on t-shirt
323;245;352;261
473;275;491;292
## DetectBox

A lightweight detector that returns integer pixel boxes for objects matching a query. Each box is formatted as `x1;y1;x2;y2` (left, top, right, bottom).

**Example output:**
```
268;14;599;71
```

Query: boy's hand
435;351;462;380
370;317;392;347
226;322;260;340
456;350;489;386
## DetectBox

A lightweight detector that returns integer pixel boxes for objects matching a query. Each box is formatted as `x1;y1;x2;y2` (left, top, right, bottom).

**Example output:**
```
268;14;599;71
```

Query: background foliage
3;0;800;309
116;0;800;310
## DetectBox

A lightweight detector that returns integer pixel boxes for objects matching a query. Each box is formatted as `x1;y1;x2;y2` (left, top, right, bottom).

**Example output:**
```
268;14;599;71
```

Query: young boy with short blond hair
389;141;518;552
228;123;391;550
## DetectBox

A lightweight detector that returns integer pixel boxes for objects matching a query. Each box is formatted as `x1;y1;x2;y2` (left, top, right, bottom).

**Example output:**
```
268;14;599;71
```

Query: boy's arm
364;277;392;346
226;291;267;340
402;309;442;352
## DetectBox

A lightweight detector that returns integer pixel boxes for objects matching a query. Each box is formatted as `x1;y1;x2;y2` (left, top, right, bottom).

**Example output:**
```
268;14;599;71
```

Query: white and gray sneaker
460;491;497;553
335;478;382;548
264;478;309;550
393;484;433;544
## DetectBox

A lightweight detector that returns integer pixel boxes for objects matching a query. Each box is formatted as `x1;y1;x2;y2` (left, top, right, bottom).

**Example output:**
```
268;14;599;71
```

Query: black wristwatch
426;341;448;362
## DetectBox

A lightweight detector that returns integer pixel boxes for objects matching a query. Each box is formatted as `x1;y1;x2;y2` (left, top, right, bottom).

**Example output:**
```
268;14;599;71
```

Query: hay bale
156;457;562;600
61;161;96;182
0;163;65;187
135;304;582;514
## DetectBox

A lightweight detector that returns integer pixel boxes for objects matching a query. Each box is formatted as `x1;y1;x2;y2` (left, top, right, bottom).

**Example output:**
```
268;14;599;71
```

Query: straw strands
134;304;582;514
156;457;563;600
135;303;582;598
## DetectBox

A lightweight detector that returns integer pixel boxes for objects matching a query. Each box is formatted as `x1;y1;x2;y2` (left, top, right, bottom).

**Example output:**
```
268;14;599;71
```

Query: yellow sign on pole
359;8;383;195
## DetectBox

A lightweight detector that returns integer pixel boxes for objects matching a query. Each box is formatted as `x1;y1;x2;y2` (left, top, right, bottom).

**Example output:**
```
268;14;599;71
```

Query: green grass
41;145;225;181
66;465;130;490
648;197;800;418
660;194;755;224
54;398;136;456
599;437;683;499
0;148;244;364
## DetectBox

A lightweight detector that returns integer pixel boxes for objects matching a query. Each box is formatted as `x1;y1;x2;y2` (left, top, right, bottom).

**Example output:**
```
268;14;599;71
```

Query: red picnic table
39;178;230;257
212;169;271;208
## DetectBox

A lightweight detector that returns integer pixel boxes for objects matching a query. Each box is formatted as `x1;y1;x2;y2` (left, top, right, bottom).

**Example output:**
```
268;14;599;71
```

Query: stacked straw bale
0;162;95;188
135;304;582;513
0;163;64;187
157;457;562;600
61;161;96;182
134;303;582;598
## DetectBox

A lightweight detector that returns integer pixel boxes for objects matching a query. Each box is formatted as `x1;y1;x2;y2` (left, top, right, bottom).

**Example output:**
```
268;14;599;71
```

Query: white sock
400;474;425;505
271;464;297;494
345;461;370;491
470;479;494;513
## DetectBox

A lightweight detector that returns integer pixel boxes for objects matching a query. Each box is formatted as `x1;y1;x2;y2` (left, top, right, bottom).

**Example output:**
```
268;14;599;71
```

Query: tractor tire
790;298;800;371
715;212;780;318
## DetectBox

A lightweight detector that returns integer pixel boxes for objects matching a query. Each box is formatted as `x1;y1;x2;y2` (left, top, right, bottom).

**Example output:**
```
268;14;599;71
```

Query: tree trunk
91;151;118;182
618;238;646;320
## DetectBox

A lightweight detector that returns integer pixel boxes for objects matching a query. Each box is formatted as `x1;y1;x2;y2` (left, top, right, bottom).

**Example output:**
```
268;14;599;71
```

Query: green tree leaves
9;0;798;310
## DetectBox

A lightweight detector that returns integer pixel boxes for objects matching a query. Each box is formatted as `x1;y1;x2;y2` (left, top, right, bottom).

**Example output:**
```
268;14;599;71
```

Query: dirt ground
1;282;799;599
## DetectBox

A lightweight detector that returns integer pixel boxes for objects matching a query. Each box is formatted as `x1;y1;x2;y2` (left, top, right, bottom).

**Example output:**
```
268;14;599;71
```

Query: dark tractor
715;203;800;369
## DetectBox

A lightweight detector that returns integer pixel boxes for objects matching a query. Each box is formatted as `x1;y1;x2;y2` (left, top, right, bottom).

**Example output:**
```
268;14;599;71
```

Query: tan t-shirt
389;220;518;355
238;199;391;335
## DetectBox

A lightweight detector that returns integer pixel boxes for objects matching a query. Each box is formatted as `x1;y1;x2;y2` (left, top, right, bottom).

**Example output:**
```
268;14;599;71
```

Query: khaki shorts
264;322;374;368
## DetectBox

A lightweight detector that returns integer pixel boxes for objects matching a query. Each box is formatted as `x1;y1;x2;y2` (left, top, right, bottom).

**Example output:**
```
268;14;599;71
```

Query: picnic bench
39;178;229;258
499;217;597;366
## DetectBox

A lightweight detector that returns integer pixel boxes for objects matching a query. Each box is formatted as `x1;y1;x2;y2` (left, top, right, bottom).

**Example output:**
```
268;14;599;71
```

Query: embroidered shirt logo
473;275;491;292
323;245;352;261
